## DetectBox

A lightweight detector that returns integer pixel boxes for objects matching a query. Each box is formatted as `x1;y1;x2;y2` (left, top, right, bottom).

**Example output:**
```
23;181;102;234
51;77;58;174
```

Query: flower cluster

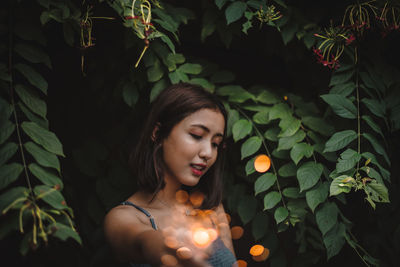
312;47;340;70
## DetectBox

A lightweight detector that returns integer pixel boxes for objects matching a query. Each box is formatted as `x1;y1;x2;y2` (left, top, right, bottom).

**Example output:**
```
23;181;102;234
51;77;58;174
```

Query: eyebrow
190;124;223;138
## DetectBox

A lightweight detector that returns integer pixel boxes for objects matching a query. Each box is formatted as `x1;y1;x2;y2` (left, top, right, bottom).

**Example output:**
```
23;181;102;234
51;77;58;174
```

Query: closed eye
190;133;202;140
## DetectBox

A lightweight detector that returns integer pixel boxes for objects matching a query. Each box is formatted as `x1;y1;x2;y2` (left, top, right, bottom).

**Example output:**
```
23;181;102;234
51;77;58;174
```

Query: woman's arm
215;203;236;256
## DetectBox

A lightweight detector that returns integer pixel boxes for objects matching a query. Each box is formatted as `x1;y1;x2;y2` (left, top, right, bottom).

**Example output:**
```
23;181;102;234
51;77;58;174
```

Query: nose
199;141;213;162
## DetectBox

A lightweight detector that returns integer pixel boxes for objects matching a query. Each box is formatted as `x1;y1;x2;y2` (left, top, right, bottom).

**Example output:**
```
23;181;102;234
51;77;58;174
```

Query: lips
190;163;206;176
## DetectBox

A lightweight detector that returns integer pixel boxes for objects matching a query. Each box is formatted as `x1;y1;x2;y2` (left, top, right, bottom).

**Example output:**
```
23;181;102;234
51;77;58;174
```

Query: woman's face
161;108;225;187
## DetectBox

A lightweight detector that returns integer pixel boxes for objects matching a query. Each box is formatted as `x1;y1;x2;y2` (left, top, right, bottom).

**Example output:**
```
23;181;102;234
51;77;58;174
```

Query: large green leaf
282;187;301;199
320;94;357;119
232;119;252;142
0;120;15;145
256;90;280;104
324;130;357;152
330;82;355;97
251;212;269;240
363;133;390;165
364;180;389;203
316;202;339;236
178;63;202;74
0;97;12;122
147;61;164;82
245;156;256;176
290;142;314;165
150;79;168;103
0;163;24;190
361;98;386;118
238;195;257;225
15;84;47;118
323;222;346;259
278;162;297;177
264;127;280;142
14;63;48;95
52;223;82;244
274;206;289;224
241;136;261;159
0;186;28;213
278;117;301;137
362;115;384;138
302;116;334;136
225;1;247;25
21;122;64;157
18;102;49;129
14;43;52;68
122;82;139;108
336;149;361;173
263;191;281;210
306;182;329;212
329;70;354;86
34;185;67;210
296;161;323;192
189;78;215;92
254;173;276;195
277;130;306;151
210;70;235;84
253;111;270;125
28;163;63;189
329;175;354;196
0;142;18;167
24;141;60;171
226;106;239;138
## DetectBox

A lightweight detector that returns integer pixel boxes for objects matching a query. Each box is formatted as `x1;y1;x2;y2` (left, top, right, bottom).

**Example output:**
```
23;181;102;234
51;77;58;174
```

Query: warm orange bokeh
230;226;244;240
164;236;179;249
254;154;271;173
175;190;189;204
236;259;248;267
192;227;211;247
176;246;192;260
252;247;270;262
189;191;204;207
250;244;265;256
161;254;178;266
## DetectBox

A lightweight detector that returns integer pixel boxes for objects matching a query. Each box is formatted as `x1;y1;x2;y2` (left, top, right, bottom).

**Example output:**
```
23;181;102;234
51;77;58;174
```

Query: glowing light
250;244;265;256
176;246;192;260
207;228;218;242
164;236;179;249
236;259;248;267
231;226;244;240
192;227;211;247
252;247;270;262
175;190;189;204
161;254;178;266
254;154;271;173
189;191;204;207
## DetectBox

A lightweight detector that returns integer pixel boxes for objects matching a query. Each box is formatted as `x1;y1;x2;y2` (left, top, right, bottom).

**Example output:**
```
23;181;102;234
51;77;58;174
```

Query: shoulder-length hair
130;83;228;209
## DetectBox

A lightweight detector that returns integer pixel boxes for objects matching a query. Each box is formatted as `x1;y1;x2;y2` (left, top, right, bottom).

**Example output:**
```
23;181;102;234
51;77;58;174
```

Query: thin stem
8;0;36;203
356;67;361;172
234;105;286;209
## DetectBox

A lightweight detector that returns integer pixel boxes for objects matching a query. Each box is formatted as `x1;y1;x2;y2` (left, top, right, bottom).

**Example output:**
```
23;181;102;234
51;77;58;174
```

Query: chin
181;178;201;187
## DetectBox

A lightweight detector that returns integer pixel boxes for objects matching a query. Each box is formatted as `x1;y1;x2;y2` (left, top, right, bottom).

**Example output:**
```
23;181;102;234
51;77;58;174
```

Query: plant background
1;0;400;266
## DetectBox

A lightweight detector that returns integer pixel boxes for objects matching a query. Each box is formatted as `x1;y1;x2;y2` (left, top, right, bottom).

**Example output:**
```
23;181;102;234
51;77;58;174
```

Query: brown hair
130;83;227;209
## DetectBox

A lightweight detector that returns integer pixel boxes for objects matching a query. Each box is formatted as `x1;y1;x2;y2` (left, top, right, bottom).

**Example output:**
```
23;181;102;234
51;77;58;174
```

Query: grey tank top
120;201;237;267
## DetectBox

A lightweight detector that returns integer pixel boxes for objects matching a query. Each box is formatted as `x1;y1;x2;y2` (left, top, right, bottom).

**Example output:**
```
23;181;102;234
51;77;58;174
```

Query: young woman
104;83;236;267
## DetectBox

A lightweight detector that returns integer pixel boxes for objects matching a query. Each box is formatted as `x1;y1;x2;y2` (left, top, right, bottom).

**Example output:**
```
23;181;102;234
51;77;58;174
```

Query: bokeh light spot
175;190;189;204
189;191;204;207
236;259;248;267
231;226;244;240
254;154;271;173
176;246;192;260
250;244;265;256
161;254;178;266
252;247;270;262
192;227;211;247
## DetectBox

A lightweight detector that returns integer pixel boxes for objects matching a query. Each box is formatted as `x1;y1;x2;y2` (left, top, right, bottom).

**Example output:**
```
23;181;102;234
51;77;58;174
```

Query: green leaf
281;21;298;45
238;195;257;225
241;136;262;159
147;61;164;83
296;161;323;192
122;83;139;108
253;111;270;125
263;191;281;210
150;79;167;103
52;223;82;244
215;0;228;9
0;163;24;190
329;70;354;86
302;116;334;136
28;163;63;189
24;141;60;171
256;90;280;104
210;70;235;84
14;43;51;68
251;212;269;240
225;2;247;25
168;69;189;84
330;82;355;97
329;175;353;196
217;85;254;103
361;98;385;118
178;63;202;74
34;185;67;210
320;94;357;119
189;78;215;92
336;149;361;173
264;127;280;142
0;142;18;167
282;187;301;198
363;133;390;165
226;106;239;138
278;118;301;138
290;142;314;165
0;120;15;145
278;162;297;177
274;206;289;224
306;182;329;212
269;103;291;120
0;186;28;213
0;97;12;122
277;130;306;151
323;222;346;259
362;115;384;138
14;63;48;95
18;102;48;129
232;119;252;142
160;34;176;54
15;84;47;118
364;180;389;203
245;156;256;176
324;130;357;152
21;122;64;157
13;22;46;45
254;173;277;195
316;202;338;236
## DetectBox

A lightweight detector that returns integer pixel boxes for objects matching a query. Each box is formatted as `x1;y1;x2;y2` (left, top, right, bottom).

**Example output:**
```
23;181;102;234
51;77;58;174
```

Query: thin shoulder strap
121;201;158;230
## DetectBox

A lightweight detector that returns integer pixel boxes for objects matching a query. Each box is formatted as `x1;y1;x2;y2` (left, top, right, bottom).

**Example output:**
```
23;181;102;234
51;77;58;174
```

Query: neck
155;175;181;207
